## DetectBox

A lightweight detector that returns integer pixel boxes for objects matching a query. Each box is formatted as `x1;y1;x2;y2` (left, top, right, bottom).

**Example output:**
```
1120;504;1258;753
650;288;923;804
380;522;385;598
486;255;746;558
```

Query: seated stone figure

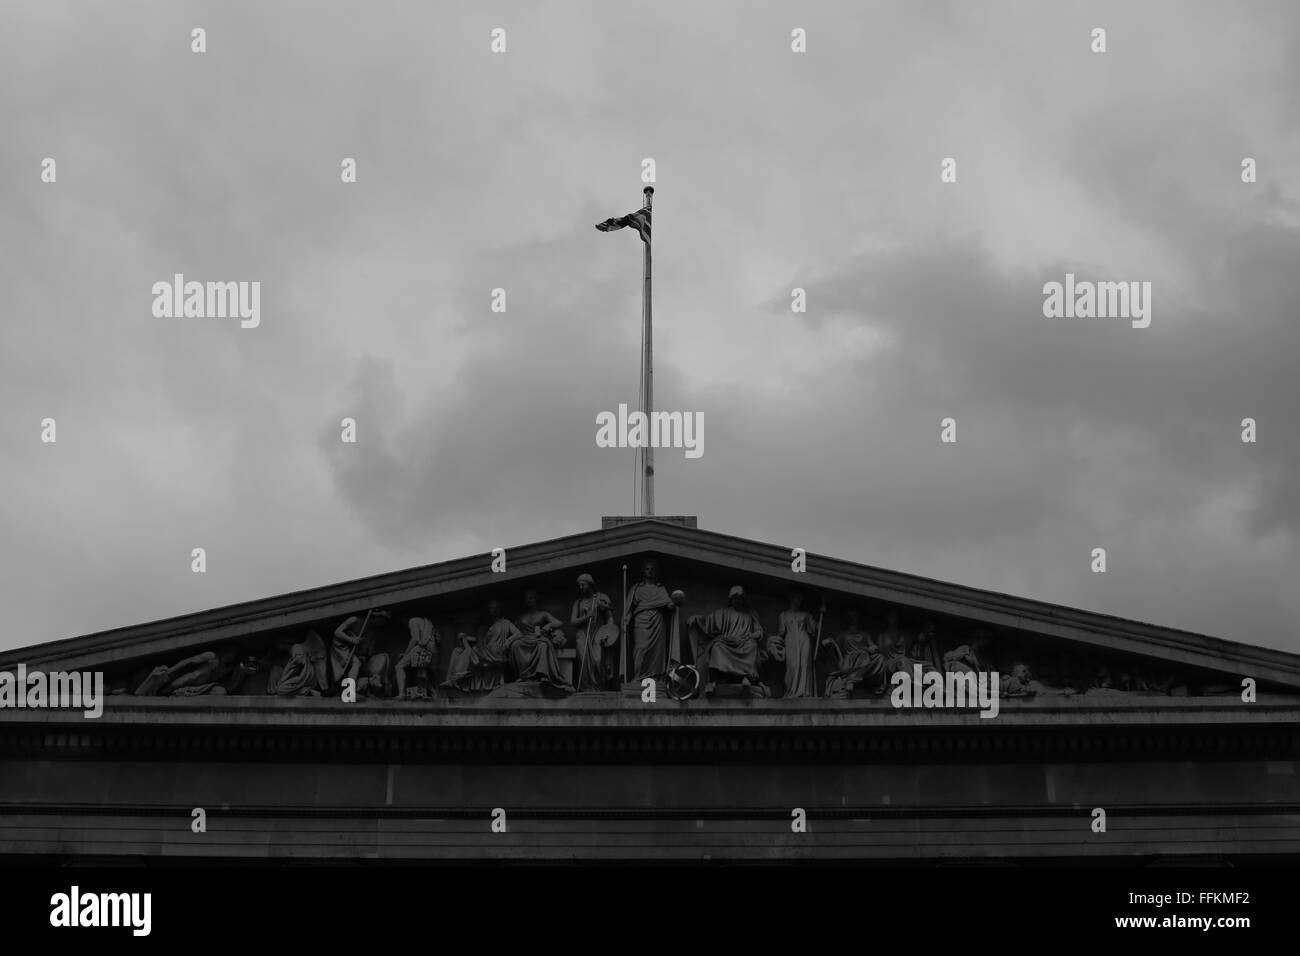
688;586;765;693
270;630;329;697
824;609;885;698
134;644;250;697
510;590;572;690
442;630;504;693
443;599;571;693
473;602;521;678
877;611;940;678
518;590;565;641
395;617;439;698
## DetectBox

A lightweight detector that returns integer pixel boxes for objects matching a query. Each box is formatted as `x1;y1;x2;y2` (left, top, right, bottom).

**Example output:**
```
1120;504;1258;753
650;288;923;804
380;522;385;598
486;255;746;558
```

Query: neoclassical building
2;517;1297;863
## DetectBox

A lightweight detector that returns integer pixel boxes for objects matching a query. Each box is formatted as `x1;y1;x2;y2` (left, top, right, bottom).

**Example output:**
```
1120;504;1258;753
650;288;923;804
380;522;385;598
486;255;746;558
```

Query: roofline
3;519;1298;686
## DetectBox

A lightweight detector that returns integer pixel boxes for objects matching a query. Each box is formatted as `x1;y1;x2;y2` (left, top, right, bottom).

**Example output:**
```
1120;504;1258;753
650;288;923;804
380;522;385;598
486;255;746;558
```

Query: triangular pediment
4;519;1298;701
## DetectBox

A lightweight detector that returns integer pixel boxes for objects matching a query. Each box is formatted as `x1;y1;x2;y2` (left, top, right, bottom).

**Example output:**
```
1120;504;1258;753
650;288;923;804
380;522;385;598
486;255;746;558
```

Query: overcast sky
2;0;1298;654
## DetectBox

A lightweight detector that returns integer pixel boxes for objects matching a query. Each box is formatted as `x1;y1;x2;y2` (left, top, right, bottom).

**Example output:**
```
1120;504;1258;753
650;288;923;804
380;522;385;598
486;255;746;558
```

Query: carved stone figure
135;661;181;696
441;627;504;693
509;591;572;690
450;601;519;691
270;630;329;697
1000;661;1073;697
518;590;566;646
689;586;765;693
823;609;885;698
445;599;570;692
878;611;939;677
943;628;991;675
571;574;617;691
395;617;439;698
331;611;391;697
134;644;250;697
623;558;677;682
942;643;980;674
1075;660;1183;696
911;621;942;670
1141;669;1179;694
771;592;818;698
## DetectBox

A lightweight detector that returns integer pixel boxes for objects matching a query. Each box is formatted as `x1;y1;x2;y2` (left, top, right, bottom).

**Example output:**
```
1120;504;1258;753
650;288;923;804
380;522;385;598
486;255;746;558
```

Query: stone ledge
1;693;1297;731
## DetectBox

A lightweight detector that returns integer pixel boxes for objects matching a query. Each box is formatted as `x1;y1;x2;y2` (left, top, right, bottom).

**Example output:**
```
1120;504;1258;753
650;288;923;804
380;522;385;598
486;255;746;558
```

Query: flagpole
641;185;654;517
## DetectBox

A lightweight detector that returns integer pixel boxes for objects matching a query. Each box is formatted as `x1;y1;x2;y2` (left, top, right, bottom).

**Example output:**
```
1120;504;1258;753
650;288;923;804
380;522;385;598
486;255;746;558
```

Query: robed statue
623;558;678;683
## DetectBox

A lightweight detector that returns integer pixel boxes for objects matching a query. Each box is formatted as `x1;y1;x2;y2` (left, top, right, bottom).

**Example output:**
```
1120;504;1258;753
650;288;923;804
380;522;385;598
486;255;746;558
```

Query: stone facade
2;519;1298;862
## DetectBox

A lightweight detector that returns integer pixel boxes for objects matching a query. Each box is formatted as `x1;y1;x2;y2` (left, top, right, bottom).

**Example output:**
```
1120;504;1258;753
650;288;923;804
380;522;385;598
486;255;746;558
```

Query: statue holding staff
572;573;618;691
330;610;392;697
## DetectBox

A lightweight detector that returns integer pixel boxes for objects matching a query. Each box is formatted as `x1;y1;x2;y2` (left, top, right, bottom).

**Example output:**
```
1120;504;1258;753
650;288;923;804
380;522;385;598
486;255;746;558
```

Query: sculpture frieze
108;558;1237;706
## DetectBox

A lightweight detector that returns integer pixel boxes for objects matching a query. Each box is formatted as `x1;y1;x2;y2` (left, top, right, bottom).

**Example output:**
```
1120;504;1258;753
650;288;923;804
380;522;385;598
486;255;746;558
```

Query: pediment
3;520;1298;703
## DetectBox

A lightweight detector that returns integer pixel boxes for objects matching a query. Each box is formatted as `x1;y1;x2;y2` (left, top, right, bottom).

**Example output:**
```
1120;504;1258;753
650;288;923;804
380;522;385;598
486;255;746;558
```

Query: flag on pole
595;207;651;244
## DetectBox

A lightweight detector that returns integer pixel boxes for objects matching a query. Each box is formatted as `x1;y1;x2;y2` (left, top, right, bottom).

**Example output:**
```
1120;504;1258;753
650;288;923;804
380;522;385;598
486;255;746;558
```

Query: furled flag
595;207;651;244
